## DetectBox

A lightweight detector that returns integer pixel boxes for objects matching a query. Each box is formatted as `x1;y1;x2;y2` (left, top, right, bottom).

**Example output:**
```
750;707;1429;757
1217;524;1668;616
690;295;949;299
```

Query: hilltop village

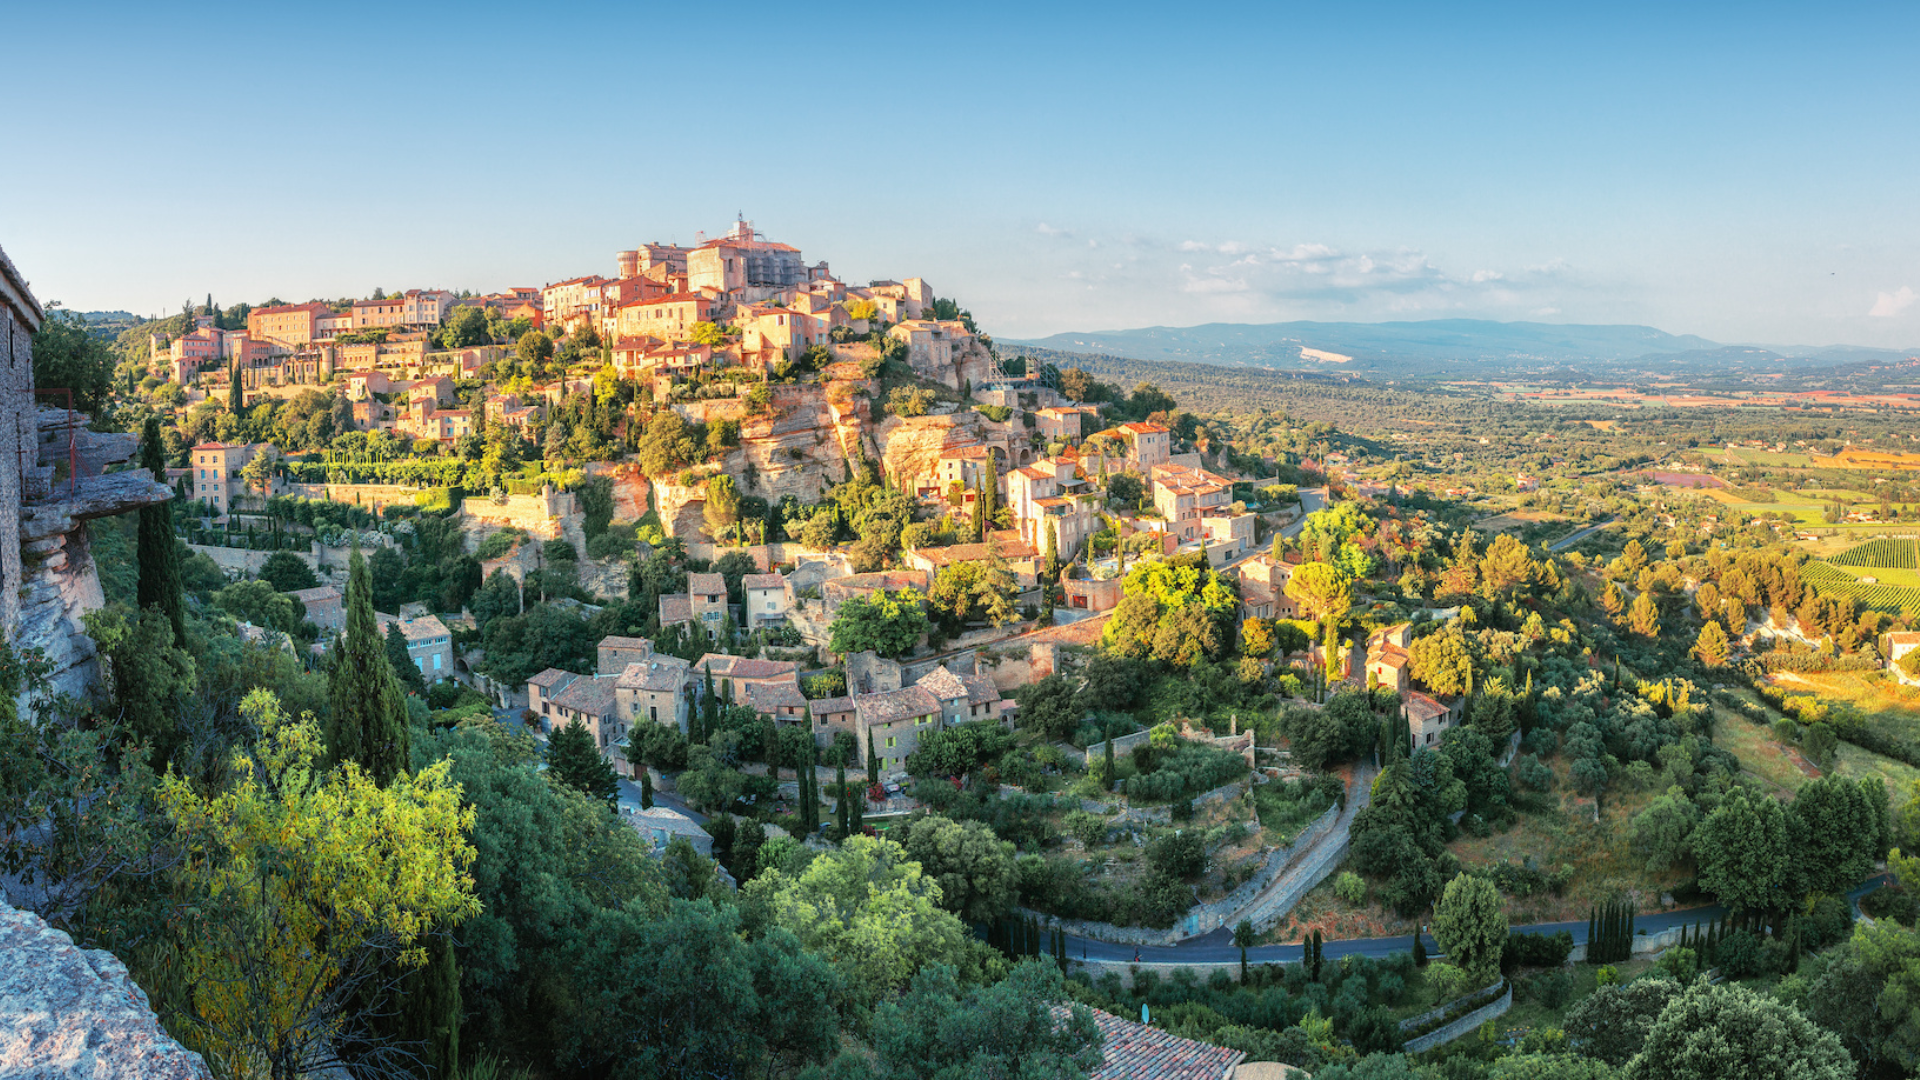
18;223;1920;1079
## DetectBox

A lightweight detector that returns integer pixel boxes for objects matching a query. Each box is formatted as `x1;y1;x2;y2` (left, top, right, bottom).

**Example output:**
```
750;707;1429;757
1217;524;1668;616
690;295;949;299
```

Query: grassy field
1782;670;1920;749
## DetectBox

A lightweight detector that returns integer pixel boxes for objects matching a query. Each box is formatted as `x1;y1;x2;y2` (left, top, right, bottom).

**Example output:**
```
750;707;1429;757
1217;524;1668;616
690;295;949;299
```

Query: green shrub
1333;871;1366;905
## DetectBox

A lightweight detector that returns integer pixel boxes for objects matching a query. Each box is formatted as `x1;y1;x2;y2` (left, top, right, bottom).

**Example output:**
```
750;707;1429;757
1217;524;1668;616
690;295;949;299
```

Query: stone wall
0;898;210;1078
1401;982;1513;1054
461;491;563;539
1;246;35;645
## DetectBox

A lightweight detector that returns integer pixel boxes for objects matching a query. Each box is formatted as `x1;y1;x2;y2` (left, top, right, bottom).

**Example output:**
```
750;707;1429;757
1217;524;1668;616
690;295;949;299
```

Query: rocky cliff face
0;898;209;1079
874;410;1027;491
16;411;172;715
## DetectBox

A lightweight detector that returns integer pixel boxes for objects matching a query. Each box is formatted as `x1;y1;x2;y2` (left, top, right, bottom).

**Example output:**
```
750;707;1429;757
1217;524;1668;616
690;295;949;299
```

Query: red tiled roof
1070;1006;1245;1080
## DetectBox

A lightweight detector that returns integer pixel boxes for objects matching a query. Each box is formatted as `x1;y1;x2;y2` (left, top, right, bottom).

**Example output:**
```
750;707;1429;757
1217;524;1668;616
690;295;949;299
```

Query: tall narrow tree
326;548;411;784
136;418;186;647
229;355;244;414
835;763;850;837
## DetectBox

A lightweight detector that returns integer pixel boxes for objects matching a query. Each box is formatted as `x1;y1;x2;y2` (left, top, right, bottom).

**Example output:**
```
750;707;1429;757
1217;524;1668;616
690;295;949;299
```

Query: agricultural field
1830;536;1920;569
1803;557;1920;613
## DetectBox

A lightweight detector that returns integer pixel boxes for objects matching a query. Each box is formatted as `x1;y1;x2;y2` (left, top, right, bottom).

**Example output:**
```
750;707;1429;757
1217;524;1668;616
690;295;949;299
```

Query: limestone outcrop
0;898;209;1079
17;410;173;712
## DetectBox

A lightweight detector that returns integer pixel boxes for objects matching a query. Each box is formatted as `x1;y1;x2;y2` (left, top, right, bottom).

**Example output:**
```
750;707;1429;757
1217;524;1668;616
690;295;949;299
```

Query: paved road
1062;874;1892;966
1547;517;1619;553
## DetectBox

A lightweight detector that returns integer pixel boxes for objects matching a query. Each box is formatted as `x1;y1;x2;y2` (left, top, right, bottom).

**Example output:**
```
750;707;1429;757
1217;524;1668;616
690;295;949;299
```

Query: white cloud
1869;286;1915;318
1472;269;1504;283
1035;222;1070;238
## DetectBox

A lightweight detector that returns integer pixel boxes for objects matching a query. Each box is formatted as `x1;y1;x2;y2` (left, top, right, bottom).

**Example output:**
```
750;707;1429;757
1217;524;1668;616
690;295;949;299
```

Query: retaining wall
1402;983;1513;1054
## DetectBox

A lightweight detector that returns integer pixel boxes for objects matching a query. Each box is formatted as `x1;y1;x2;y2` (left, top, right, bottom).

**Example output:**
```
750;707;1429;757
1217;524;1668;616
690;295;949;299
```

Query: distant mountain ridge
1007;319;1917;379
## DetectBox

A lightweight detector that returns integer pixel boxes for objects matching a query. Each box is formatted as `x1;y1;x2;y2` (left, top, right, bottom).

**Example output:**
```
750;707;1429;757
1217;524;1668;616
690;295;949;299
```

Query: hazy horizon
7;1;1917;349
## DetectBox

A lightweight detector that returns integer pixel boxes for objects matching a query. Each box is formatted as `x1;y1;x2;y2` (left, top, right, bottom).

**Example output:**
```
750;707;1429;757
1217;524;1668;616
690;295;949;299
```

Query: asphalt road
1547;517;1619;553
1063;875;1892;966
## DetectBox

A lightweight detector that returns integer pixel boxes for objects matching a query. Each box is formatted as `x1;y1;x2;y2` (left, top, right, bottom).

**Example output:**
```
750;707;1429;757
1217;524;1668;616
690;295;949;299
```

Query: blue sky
7;1;1917;347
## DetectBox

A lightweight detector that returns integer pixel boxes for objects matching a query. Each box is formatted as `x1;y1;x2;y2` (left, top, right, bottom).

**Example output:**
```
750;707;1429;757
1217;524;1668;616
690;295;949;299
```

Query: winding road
1061;875;1892;966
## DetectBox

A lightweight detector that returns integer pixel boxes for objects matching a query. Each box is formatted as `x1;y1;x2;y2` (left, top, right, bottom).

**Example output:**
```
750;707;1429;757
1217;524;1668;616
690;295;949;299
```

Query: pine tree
326;548;411;784
136;418;186;647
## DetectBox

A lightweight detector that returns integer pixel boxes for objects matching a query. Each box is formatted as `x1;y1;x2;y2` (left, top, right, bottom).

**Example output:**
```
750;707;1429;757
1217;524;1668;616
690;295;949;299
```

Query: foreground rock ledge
0;898;209;1079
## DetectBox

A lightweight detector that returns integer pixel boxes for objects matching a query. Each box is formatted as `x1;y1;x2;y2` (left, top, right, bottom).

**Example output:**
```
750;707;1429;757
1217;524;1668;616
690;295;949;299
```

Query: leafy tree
742;834;992;1009
705;473;742;541
216;579;302;635
1623;978;1849;1080
1241;616;1274;658
516;329;554;371
258;550;320;593
135;418;187;646
1283;690;1376;771
855;961;1102;1080
1692;620;1731;667
569;899;841;1078
1629;791;1699;872
676;744;745;813
1431;873;1507;987
1409;626;1474;696
927;557;1018;631
1013;673;1080;741
800;511;838;551
827;590;928;659
326;549;412;784
1800;920;1920;1074
157;689;480;1080
1789;776;1878;897
1563;976;1681;1066
1692;786;1789;912
547;719;618;809
903;815;1019;923
32;308;115;412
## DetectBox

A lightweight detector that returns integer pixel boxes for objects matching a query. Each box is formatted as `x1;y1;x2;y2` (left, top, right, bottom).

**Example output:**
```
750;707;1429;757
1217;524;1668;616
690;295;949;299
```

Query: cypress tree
136;418;186;647
1587;908;1597;961
385;621;427;695
640;769;653;809
1413;932;1428;967
850;763;865;834
394;933;460;1080
867;741;880;782
1103;735;1117;792
229;356;244;414
835;763;849;838
326;548;411;784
